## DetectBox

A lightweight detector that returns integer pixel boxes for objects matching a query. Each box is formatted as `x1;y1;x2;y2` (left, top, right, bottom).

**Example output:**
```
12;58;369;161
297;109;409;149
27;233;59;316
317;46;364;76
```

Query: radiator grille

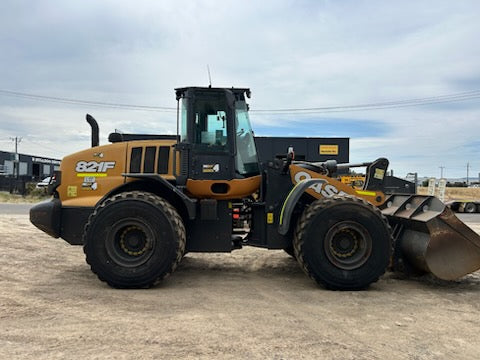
158;146;170;174
143;146;156;173
181;150;189;176
129;146;171;175
130;147;143;173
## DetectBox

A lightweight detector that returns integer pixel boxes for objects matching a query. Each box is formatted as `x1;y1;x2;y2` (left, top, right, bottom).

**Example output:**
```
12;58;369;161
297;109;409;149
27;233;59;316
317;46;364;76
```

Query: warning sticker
67;186;77;197
374;169;385;180
319;145;339;155
267;212;274;224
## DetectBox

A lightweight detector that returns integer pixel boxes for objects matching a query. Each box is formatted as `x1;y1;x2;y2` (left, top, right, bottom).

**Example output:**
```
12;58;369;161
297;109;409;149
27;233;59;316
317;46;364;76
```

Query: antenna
207;65;212;88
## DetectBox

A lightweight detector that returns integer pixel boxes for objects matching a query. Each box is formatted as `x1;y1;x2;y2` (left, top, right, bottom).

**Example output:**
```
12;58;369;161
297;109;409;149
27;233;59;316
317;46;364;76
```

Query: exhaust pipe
86;114;99;147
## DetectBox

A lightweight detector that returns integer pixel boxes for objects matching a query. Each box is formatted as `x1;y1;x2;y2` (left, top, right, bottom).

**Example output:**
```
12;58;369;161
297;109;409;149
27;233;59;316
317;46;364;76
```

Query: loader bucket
380;195;480;280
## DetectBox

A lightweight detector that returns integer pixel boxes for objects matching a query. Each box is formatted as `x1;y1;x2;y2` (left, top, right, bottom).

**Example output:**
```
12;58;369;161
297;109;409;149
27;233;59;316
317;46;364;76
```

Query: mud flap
380;195;480;280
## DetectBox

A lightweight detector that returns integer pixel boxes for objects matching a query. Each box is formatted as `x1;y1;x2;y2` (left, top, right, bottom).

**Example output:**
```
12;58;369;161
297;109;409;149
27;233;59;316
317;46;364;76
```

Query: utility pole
466;162;470;186
10;136;22;154
439;166;445;179
9;136;22;178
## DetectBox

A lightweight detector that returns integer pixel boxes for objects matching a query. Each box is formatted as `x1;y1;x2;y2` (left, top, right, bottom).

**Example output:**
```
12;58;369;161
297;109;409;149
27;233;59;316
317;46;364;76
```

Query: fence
0;176;30;195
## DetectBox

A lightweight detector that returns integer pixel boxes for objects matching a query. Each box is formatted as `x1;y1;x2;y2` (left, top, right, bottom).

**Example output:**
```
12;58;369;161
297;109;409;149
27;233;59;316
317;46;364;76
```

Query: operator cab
175;87;261;199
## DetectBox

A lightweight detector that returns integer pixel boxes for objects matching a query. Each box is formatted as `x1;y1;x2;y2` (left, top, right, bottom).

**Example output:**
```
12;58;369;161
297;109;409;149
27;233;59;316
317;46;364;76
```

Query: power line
252;95;480;115
25;138;65;154
0;89;176;112
0;88;479;115
253;89;480;112
250;90;480;114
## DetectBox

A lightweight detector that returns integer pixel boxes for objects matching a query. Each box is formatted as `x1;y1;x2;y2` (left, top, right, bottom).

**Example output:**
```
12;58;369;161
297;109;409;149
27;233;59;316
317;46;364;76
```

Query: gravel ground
1;212;480;359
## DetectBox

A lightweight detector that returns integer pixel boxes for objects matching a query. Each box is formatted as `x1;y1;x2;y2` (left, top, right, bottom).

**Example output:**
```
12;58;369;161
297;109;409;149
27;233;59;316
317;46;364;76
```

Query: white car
36;177;51;188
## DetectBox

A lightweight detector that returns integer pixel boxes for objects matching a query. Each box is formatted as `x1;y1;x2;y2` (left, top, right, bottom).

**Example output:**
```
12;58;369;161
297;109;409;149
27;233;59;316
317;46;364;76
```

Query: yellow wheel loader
30;86;480;290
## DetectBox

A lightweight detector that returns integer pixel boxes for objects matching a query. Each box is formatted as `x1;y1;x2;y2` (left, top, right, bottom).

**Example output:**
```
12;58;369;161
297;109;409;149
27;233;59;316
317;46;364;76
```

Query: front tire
83;191;186;288
294;196;392;290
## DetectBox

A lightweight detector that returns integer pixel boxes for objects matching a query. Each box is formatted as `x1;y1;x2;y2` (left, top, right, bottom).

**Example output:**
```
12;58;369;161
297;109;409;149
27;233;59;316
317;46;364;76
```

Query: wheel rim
323;221;372;270
465;203;475;213
105;219;155;267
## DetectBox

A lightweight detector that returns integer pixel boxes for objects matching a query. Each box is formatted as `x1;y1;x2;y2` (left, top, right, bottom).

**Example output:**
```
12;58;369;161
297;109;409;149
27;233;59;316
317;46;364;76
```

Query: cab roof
175;86;251;100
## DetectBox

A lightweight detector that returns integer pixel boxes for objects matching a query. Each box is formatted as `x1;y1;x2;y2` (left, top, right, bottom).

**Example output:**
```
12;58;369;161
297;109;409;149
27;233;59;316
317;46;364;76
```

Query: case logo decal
293;171;348;198
202;164;220;173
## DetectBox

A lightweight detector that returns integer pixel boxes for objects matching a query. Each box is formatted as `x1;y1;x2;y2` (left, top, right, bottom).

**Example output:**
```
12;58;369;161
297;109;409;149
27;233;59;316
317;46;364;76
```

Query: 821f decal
76;161;116;173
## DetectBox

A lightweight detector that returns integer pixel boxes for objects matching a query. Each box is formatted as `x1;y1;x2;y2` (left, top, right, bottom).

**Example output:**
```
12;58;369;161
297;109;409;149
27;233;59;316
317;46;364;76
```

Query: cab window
197;111;227;146
194;96;228;151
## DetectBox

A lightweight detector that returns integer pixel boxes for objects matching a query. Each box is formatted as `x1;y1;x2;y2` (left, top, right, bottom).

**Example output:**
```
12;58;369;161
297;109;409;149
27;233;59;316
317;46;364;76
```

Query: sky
1;0;479;178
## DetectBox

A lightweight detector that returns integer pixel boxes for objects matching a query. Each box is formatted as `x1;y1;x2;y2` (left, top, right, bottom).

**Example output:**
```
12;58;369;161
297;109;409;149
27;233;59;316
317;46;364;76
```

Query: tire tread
83;191;186;288
293;195;392;290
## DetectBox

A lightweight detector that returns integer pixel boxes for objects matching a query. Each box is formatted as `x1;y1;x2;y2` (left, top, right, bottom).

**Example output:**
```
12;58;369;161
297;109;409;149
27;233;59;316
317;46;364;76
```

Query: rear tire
83;191;186;288
293;196;392;290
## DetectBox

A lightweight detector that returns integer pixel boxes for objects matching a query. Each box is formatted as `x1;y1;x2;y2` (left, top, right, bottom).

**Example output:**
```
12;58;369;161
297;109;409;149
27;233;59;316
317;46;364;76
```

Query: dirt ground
1;212;480;359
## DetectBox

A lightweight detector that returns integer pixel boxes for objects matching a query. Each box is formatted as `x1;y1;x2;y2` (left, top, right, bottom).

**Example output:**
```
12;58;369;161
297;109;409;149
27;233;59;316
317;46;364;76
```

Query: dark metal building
0;150;61;180
254;136;349;164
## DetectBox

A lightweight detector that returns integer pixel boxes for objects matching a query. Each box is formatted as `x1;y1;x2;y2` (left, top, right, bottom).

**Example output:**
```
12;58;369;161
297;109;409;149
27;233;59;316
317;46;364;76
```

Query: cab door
176;87;260;199
189;101;236;182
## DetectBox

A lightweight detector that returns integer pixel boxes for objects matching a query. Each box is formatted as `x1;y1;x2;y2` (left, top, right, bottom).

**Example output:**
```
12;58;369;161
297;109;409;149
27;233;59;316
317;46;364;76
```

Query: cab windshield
235;101;259;176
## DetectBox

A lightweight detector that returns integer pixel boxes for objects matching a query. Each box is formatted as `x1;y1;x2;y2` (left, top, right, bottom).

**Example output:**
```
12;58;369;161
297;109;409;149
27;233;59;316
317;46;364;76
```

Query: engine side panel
57;140;178;208
57;142;128;207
